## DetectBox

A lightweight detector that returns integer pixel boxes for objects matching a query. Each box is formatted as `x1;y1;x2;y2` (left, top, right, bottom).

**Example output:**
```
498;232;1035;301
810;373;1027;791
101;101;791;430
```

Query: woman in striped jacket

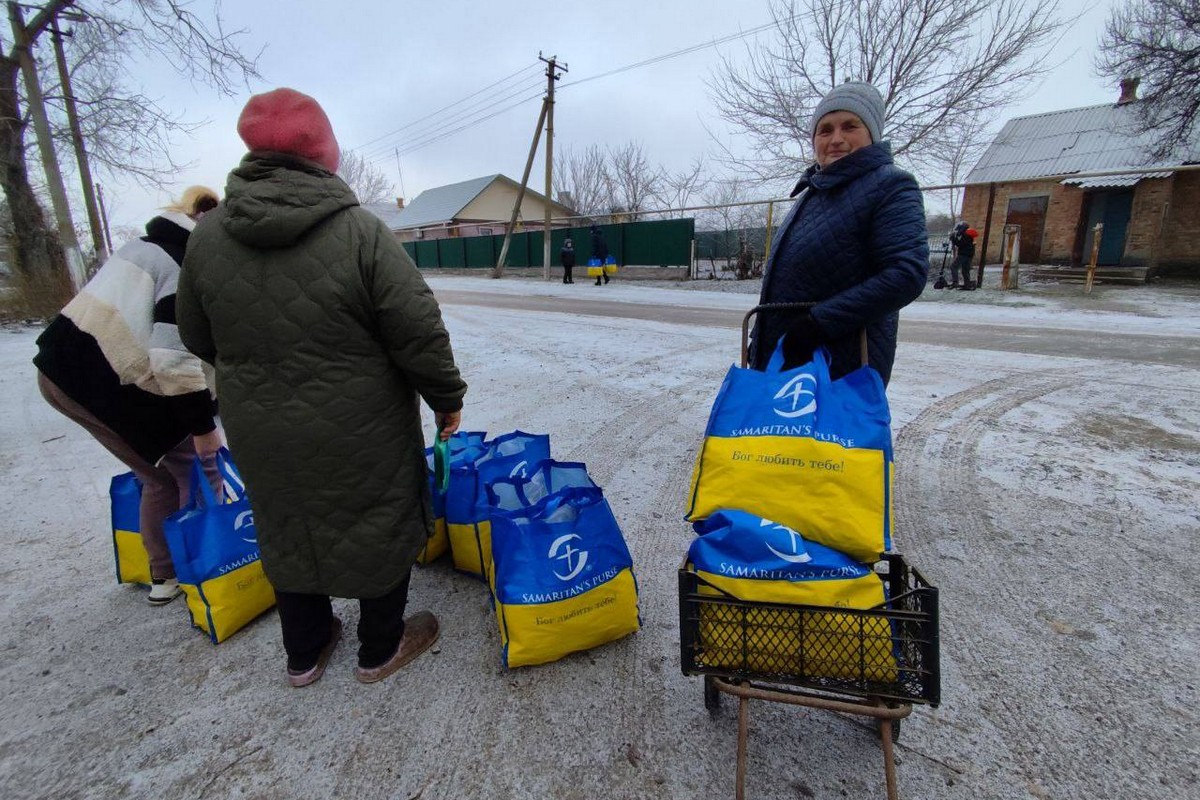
34;186;223;605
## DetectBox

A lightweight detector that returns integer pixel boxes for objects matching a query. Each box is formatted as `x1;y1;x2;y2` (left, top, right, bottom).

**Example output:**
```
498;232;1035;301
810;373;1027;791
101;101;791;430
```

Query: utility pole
492;98;548;278
393;146;407;202
51;13;106;261
9;2;86;290
540;53;566;281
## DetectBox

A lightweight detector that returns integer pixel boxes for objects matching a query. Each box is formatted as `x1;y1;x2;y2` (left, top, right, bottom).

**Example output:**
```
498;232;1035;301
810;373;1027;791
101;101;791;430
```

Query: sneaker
354;611;440;684
287;616;343;688
147;578;182;605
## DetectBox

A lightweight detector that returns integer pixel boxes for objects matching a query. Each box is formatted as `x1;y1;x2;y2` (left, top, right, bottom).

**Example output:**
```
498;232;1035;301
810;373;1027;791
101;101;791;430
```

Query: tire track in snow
894;372;1085;794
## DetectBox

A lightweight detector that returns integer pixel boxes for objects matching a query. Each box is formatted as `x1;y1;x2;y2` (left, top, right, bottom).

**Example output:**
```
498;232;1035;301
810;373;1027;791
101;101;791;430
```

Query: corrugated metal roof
966;102;1199;184
361;202;408;230
388;174;499;230
1061;171;1173;189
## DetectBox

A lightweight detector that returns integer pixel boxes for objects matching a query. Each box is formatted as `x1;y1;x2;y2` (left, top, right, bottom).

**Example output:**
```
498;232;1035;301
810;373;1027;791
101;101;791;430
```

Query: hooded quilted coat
176;154;467;598
751;142;928;384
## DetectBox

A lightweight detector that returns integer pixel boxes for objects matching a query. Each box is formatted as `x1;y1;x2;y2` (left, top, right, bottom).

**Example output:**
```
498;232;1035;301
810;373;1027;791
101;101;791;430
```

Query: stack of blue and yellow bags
682;344;898;679
423;430;640;668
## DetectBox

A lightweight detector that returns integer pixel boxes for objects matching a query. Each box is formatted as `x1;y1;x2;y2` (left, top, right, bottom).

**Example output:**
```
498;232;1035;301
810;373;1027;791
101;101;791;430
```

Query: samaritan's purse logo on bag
761;517;812;564
234;510;256;544
773;372;817;418
549;533;589;581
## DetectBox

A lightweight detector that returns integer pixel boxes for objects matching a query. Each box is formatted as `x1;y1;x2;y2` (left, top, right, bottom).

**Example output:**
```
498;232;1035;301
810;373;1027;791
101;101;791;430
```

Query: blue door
1082;190;1134;266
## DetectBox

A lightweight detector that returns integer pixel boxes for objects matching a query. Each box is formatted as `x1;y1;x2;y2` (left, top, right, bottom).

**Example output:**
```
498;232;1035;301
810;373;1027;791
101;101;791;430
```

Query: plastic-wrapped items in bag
484;459;597;514
491;487;639;668
686;509;895;681
418;430;487;565
444;431;550;579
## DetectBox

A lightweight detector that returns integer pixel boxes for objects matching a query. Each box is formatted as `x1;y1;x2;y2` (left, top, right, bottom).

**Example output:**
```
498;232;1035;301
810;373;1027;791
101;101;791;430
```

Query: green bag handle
432;425;450;492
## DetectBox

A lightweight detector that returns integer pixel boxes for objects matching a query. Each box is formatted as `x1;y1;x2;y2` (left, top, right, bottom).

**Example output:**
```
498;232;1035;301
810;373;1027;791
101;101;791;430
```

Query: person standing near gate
177;88;467;688
749;81;927;386
560;237;576;284
590;224;610;286
948;222;977;290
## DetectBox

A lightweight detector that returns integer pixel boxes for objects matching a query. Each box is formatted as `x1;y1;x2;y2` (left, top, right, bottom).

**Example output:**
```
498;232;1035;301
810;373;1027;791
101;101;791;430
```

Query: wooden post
493;99;548;278
976;183;996;289
1000;224;1020;290
1085;222;1103;294
540;55;565;281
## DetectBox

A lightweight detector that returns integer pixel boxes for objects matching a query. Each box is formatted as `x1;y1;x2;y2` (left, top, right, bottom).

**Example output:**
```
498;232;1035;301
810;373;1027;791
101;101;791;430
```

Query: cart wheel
704;676;721;711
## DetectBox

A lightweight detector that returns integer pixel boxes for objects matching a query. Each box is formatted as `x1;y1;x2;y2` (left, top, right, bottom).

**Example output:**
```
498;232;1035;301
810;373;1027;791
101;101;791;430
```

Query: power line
356;19;786;172
559;19;779;90
358;76;545;161
349;61;541;152
372;87;547;162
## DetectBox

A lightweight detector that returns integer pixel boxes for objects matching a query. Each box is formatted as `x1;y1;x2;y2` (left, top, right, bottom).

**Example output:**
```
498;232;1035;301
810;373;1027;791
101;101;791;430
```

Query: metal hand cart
680;305;941;800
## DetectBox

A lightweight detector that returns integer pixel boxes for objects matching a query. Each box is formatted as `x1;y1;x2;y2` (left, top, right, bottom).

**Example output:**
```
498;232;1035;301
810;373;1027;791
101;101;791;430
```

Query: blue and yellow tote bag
419;431;487;565
491;487;640;668
586;257;604;277
110;472;151;585
688;509;895;681
603;256;618;275
163;450;275;644
686;345;893;562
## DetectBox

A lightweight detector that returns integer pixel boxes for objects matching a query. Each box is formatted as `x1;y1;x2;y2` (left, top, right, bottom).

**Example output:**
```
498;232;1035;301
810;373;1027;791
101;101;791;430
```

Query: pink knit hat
237;88;340;173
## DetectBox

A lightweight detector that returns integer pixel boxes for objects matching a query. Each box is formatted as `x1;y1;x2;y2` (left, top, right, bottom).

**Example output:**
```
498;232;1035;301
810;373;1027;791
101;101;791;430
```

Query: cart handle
741;303;868;369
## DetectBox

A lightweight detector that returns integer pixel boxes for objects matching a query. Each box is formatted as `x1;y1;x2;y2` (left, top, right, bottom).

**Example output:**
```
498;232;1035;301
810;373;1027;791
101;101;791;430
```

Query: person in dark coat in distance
177;88;467;688
590;224;610;285
750;81;928;386
948;221;977;290
560;237;576;284
33;186;223;606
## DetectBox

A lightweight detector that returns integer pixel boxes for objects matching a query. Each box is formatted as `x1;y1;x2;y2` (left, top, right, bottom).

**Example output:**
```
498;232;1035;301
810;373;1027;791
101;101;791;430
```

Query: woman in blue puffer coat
750;82;928;386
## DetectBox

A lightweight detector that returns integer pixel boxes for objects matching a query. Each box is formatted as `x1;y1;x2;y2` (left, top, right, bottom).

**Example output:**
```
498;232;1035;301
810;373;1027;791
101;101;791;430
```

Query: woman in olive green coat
178;88;466;687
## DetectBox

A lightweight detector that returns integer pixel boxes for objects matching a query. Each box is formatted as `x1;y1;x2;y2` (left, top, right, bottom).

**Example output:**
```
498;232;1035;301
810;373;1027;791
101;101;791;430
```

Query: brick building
961;81;1200;276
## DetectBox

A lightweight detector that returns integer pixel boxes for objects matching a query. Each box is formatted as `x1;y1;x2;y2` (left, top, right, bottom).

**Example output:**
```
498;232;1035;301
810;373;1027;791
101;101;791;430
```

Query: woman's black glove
781;312;824;369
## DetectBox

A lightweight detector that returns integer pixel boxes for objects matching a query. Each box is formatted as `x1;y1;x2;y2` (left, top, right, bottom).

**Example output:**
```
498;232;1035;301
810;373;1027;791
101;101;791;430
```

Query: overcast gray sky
94;0;1117;233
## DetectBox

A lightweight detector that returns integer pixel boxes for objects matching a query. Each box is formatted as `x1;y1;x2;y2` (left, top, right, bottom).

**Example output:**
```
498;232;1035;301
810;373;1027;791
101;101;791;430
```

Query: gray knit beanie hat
810;81;885;144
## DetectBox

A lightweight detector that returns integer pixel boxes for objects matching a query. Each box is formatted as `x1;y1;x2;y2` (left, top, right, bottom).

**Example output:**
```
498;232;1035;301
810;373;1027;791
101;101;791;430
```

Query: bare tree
1096;0;1200;160
709;0;1068;181
699;175;769;278
656;156;708;218
939;108;991;219
42;21;204;187
338;149;394;204
554;143;609;218
0;0;259;316
607;141;662;219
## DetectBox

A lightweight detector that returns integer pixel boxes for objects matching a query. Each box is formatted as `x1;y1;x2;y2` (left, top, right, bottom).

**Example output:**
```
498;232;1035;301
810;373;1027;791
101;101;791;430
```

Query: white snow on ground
428;272;1200;335
1;275;1197;799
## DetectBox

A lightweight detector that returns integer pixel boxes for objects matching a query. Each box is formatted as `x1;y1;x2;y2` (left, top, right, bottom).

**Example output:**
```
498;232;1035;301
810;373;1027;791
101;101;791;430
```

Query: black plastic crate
679;552;940;706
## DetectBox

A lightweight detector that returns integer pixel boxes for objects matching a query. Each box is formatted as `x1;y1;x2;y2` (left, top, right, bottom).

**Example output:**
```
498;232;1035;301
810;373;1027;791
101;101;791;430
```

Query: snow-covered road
1;275;1196;799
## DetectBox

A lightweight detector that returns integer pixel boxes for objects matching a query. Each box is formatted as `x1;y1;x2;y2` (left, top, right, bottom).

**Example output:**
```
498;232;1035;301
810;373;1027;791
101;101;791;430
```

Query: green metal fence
401;218;695;268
